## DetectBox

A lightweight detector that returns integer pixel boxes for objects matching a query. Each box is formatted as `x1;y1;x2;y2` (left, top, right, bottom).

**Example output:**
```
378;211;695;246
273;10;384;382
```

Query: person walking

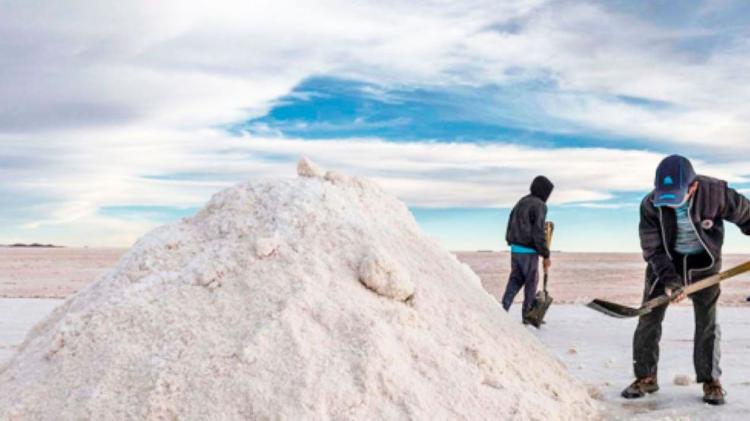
622;154;750;405
501;176;554;323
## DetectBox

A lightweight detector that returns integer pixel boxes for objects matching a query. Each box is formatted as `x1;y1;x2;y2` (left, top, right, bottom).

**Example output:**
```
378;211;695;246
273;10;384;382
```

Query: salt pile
0;159;599;420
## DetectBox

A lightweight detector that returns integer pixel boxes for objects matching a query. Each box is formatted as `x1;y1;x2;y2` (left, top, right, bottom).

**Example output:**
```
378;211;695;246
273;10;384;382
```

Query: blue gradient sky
2;1;750;252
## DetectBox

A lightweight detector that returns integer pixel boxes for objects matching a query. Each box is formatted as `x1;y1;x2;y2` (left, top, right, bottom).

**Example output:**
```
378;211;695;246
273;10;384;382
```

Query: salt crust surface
0;159;599;420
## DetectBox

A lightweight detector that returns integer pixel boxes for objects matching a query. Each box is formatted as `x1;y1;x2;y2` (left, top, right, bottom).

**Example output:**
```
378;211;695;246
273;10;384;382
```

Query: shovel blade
525;292;553;327
586;299;651;319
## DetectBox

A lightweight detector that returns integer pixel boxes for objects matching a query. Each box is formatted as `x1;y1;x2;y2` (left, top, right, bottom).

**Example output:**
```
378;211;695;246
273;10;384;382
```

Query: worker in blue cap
622;155;750;405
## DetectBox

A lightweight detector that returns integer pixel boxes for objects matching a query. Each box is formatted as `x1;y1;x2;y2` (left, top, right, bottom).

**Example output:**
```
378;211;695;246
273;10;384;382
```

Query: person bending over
622;155;750;406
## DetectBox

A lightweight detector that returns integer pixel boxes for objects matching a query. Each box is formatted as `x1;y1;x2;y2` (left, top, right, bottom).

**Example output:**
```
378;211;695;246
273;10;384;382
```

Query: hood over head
530;176;554;202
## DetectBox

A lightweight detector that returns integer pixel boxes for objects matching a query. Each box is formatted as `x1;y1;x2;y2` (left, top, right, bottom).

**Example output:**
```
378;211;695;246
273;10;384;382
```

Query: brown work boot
703;380;726;405
621;376;659;399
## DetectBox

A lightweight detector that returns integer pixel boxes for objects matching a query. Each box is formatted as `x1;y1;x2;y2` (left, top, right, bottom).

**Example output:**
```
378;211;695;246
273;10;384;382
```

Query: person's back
501;176;553;323
506;195;548;254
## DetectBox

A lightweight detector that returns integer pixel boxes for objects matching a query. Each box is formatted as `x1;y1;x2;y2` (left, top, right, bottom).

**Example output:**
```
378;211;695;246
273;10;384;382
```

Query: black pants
501;253;539;316
633;253;721;383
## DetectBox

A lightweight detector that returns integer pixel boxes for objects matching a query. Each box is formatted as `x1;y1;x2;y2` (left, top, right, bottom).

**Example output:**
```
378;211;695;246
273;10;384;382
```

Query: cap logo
663;176;674;186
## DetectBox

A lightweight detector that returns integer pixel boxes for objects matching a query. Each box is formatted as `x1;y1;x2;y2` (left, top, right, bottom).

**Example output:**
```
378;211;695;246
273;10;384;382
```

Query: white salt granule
0;158;599;420
587;385;605;401
255;236;279;258
673;374;693;386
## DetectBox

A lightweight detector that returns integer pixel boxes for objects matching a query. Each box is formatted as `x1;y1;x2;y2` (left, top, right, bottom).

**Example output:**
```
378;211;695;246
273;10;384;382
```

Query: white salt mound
0;159;599;420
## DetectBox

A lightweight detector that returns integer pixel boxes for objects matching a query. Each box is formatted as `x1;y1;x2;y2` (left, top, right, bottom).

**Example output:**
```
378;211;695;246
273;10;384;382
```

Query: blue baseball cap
653;155;696;207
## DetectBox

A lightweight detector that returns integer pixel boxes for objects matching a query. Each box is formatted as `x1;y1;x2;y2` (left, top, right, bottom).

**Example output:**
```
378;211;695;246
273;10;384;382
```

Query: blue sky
234;76;660;150
3;0;750;252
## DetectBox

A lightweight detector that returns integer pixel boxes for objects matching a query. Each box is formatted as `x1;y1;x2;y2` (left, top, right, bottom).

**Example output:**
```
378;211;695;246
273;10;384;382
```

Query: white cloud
4;0;748;141
3;0;750;246
5;127;750;246
231;136;750;205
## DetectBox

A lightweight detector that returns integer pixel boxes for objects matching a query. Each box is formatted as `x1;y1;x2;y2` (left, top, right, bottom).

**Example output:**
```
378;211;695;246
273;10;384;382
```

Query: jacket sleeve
532;203;550;258
723;187;750;235
640;198;681;289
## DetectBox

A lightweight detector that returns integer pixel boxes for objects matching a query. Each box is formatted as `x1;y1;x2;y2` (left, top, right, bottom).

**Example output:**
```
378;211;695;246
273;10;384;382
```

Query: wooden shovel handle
640;261;750;313
545;221;554;250
683;260;750;295
543;221;554;279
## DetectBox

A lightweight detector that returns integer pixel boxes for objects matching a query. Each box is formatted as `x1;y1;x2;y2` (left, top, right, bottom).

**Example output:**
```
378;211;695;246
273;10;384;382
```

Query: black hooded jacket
640;175;750;288
505;176;554;258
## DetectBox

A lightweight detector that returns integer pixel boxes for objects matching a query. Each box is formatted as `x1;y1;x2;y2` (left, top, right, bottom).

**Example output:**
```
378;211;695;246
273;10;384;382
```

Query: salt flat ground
458;251;750;306
0;248;123;298
3;248;750;419
513;305;750;420
0;298;59;363
5;248;750;304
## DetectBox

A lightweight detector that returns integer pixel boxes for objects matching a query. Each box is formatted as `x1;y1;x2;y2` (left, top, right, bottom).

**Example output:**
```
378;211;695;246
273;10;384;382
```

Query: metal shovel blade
585;299;650;319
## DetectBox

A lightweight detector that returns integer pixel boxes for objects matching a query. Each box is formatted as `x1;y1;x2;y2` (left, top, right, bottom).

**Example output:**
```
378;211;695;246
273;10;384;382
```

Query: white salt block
297;157;324;178
359;248;414;301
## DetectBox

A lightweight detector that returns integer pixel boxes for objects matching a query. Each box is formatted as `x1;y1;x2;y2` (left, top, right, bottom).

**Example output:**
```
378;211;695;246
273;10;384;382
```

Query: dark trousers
501;253;539;316
633;253;721;383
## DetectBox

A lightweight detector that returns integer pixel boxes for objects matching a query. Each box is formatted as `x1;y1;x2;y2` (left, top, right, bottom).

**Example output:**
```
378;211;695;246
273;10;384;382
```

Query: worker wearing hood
501;176;554;322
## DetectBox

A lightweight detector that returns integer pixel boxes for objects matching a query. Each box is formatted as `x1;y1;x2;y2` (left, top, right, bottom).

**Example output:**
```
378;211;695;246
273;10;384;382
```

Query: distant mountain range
2;243;63;248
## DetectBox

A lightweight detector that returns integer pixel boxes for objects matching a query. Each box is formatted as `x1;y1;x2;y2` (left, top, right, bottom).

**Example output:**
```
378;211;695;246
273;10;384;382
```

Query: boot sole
703;397;726;406
621;387;659;399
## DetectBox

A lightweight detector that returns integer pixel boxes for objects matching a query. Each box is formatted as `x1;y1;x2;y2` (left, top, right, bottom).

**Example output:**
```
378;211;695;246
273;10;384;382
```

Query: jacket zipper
686;199;715;283
657;207;673;261
683;255;688;287
648;276;659;296
650;206;671;296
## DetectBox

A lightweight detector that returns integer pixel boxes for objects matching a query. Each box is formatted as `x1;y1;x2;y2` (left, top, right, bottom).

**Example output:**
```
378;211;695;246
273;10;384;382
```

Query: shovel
524;221;555;327
587;260;750;318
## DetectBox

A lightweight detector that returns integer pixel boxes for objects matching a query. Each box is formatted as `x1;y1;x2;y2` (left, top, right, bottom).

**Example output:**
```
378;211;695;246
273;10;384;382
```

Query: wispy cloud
3;0;750;247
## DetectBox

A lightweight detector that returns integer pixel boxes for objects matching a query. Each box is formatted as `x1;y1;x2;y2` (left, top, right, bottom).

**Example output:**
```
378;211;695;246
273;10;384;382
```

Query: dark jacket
640;175;750;288
506;176;554;258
